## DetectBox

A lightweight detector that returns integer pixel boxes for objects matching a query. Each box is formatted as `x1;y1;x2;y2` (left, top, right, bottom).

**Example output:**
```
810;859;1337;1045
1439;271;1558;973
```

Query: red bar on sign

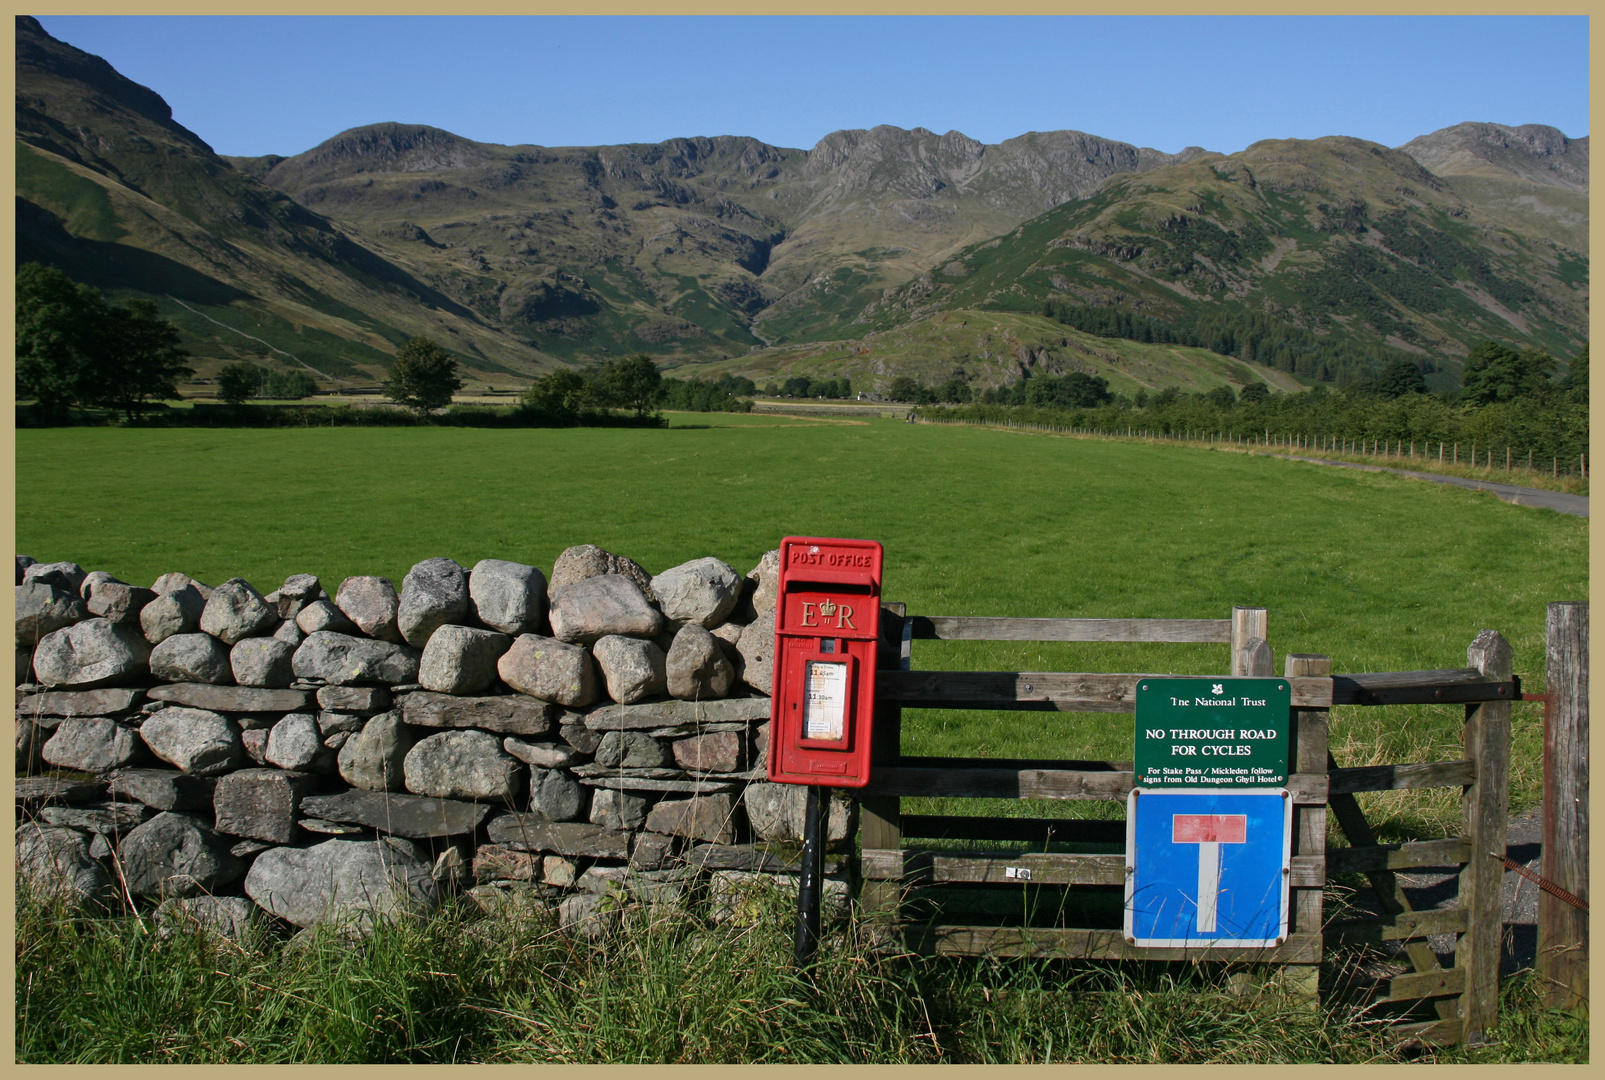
1172;814;1247;844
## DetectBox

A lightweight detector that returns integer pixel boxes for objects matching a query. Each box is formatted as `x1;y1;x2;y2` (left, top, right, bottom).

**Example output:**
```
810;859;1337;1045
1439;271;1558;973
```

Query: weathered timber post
1539;602;1588;1012
1231;607;1269;676
857;602;907;935
1284;653;1331;1001
1460;630;1513;1044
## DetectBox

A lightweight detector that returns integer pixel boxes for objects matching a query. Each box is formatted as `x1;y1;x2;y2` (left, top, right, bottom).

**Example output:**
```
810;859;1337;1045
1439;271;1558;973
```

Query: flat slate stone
582;697;770;731
483;814;632;859
22;688;145;718
577;776;740;793
571;763;684;780
106;768;219;811
16;776;109;807
146;683;314;713
397;691;556;736
298;788;493;839
686;843;850;875
298;819;367;835
646;721;750;738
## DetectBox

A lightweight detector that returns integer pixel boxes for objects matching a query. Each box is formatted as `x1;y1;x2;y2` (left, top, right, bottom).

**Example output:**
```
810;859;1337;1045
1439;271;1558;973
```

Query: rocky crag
15;547;853;939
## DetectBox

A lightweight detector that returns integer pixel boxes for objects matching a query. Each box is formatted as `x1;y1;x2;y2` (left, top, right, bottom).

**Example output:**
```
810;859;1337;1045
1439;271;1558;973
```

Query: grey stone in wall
296;600;357;636
530;767;588;821
17;776;109;807
107;768;217;811
743;782;854;844
734;611;775;695
140;586;206;644
588;787;650;830
592;635;667;704
292;631;421;686
17;716;49;773
22;687;145;718
274;619;305;647
335;576;402;642
16;823;111;902
300;788;492;838
666;624;736;700
42;717;147;774
548;544;655;600
468;559;548;636
484;814;632;859
733;549;781;625
630;831;674;870
644;793;736;844
24;561;87;595
138;707;244;776
398;557;470;649
559;722;602;755
213;768;317;844
503;737;584;769
16;580;89;644
231;637;296;688
549;576;663;645
651;557;742;630
264;714;333;773
404;729;522;802
154;896;260;944
497;634;596;707
279;574;321;601
399;691;555;736
471;844;542;882
80;570;121;600
418;624;511;695
337;712;413;791
318;710;365;735
149;633;234;685
244;836;439;929
116;811;243;897
33;619;151;689
87;582;156;625
199;578;279;644
318;685;391;713
151;572;213;599
146;683;314;712
671;730;745;773
595;730;673;769
241;727;269;764
40;801;153;836
16;554;36;584
584;697;770;731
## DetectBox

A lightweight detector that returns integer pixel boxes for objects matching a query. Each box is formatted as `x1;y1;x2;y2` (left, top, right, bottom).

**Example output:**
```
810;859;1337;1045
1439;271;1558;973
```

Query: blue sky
36;15;1589;158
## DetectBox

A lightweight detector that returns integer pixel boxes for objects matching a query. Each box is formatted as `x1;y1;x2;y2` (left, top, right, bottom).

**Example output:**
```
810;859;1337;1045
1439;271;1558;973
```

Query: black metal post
794;784;825;971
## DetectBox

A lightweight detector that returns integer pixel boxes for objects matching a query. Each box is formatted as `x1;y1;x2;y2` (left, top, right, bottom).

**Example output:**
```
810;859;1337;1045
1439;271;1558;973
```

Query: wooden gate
859;603;1515;1046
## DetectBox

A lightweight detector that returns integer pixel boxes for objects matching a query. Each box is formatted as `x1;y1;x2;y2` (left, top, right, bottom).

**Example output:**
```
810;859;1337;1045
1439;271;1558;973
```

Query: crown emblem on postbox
768;537;884;788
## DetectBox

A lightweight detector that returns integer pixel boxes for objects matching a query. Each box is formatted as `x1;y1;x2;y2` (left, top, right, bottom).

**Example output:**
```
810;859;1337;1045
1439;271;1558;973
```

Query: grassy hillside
667;309;1308;398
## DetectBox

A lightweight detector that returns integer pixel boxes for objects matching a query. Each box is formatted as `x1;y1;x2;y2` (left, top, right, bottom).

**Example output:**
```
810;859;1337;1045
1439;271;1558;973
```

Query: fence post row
1539;602;1588;1013
854;604;1517;1047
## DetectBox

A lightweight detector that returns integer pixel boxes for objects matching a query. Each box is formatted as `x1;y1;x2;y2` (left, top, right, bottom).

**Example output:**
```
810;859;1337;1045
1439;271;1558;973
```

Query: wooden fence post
1540;602;1588;1012
1284;653;1330;1001
858;602;907;937
1460;630;1513;1044
1231;607;1269;676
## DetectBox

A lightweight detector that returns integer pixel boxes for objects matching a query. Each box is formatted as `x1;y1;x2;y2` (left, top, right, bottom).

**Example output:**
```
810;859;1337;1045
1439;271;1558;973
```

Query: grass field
13;414;1588;1062
16;412;1585;824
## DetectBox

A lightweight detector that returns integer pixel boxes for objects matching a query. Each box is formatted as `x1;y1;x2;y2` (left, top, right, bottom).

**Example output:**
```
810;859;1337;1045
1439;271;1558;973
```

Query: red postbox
767;536;883;787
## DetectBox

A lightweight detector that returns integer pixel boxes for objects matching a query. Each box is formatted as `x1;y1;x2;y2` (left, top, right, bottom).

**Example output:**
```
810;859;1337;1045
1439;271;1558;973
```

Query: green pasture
16;414;1586;826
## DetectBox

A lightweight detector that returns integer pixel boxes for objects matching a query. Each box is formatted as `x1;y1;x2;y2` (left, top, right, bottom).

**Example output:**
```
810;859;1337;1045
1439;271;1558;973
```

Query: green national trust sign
1134;678;1292;787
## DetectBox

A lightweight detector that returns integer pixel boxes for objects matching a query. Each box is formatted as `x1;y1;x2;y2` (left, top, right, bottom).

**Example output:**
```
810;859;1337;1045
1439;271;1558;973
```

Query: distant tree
16;264;191;421
1562;342;1588;403
262;368;318;399
782;376;813;398
94;298;192;420
15;263;104;417
1370;359;1428;399
762;382;780;396
1204;385;1237;409
217;362;263;406
523;369;589;420
593;353;662;417
1133;387;1149;409
886;376;921;402
1461;340;1554;404
1237;382;1270;405
383;337;463;416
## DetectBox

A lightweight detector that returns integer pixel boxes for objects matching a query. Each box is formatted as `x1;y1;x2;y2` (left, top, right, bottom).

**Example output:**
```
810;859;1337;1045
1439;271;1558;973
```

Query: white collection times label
802;660;849;741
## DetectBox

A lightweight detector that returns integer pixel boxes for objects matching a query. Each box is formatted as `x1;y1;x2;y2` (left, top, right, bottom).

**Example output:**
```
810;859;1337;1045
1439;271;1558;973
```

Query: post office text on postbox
767;536;882;788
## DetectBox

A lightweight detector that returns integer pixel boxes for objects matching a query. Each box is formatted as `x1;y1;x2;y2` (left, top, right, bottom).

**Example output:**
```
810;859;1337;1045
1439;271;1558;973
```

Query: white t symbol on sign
1172;814;1247;932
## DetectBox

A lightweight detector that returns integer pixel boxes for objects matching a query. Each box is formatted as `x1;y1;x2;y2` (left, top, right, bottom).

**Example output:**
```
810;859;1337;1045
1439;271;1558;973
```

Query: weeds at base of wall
14;882;1583;1064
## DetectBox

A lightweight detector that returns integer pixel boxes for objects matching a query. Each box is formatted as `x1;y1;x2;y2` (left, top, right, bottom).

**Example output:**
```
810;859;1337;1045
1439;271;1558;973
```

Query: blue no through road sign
1124;788;1292;948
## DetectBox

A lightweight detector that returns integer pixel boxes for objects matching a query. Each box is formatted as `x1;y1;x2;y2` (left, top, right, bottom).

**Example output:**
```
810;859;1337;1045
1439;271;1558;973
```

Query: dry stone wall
15;546;852;938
